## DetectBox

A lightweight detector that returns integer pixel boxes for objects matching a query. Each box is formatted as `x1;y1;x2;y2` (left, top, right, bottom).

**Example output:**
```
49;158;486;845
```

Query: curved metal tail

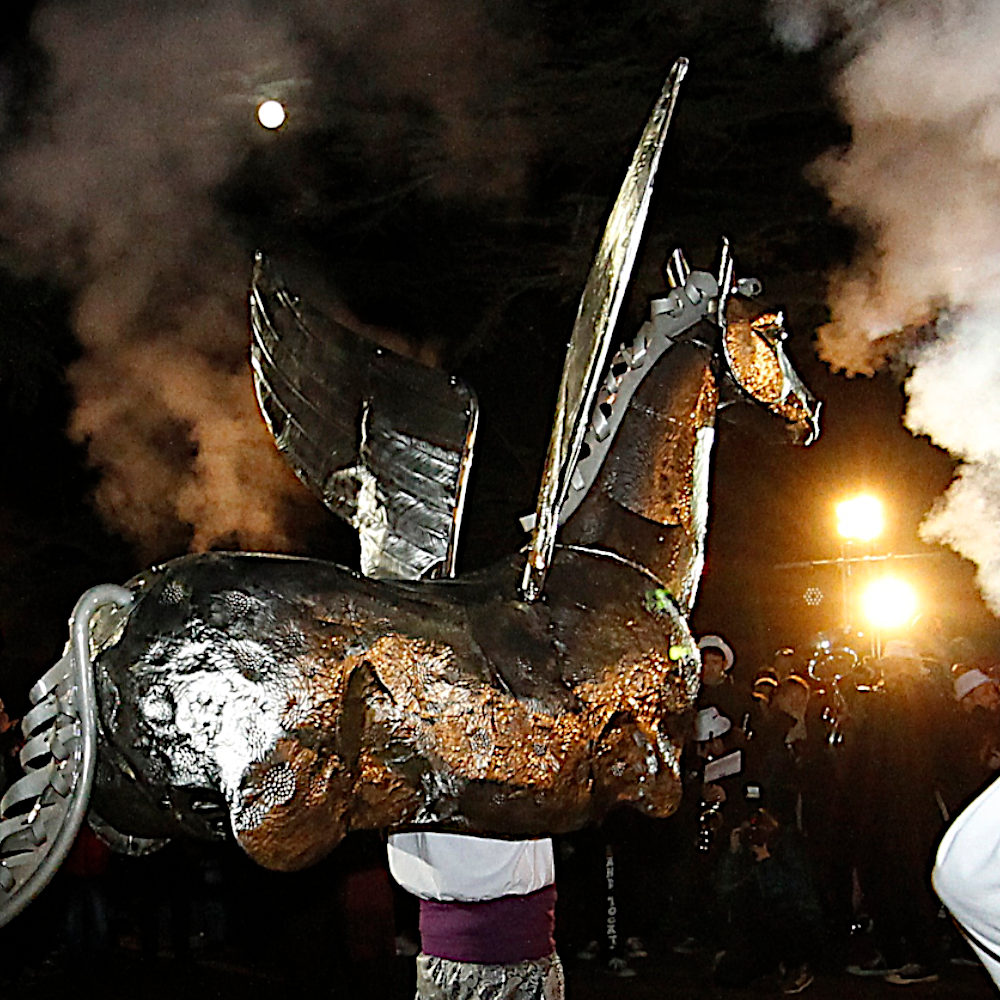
0;584;133;929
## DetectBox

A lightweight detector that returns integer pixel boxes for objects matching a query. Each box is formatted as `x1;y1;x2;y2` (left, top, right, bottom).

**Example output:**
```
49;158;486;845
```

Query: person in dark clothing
931;666;1000;969
692;634;747;841
940;667;1000;816
845;647;948;985
746;675;813;828
713;808;824;994
743;671;852;968
666;634;746;954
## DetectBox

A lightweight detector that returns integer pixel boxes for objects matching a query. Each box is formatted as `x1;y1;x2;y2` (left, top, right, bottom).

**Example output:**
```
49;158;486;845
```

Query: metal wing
250;253;478;580
520;58;689;601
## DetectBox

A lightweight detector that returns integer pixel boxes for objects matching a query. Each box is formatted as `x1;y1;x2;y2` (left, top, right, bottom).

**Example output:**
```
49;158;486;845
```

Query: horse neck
560;339;719;615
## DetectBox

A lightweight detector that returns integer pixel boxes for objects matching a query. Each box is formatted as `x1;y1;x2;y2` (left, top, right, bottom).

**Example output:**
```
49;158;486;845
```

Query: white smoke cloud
0;0;532;560
767;0;1000;615
904;304;1000;464
767;0;855;52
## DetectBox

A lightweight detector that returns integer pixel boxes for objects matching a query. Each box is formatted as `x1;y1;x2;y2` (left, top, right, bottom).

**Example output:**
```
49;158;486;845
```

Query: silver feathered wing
250;253;479;581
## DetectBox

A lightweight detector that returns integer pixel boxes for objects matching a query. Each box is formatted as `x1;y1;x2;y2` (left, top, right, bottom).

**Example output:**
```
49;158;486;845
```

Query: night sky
0;0;994;706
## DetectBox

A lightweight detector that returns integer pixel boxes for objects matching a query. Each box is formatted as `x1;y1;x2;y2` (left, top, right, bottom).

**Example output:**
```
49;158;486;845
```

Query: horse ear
721;301;787;407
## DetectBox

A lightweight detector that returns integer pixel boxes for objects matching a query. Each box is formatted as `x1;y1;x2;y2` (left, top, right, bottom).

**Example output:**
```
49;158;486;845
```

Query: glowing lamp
256;99;287;130
861;576;918;630
836;494;884;542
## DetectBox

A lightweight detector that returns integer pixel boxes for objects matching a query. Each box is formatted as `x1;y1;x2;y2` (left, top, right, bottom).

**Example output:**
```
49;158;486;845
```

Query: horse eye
750;312;786;346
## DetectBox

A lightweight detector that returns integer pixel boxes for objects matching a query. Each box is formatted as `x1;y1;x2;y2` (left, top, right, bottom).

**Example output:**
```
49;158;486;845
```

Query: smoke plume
767;0;1000;614
0;0;531;560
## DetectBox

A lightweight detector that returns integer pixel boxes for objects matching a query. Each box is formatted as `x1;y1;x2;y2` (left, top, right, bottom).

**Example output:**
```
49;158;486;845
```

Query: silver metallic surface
666;248;691;290
7;289;821;885
87;811;167;857
69;282;819;874
528;240;779;535
415;952;564;1000
250;253;479;580
558;289;819;616
521;58;689;603
0;585;133;929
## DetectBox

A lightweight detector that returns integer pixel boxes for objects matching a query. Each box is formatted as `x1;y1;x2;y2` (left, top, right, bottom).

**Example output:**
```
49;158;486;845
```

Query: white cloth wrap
934;772;1000;985
387;832;555;902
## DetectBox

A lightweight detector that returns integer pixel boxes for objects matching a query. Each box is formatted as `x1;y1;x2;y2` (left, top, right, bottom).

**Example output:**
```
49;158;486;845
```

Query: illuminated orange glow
862;575;918;630
836;493;884;542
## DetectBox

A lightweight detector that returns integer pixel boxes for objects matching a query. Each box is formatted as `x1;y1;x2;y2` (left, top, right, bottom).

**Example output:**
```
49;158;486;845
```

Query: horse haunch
90;550;699;870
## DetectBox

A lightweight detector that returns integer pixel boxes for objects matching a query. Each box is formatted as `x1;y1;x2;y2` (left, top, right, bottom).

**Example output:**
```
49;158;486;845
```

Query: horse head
719;299;820;447
559;259;820;616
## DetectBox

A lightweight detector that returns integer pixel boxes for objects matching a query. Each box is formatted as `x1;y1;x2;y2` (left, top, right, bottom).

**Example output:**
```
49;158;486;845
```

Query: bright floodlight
861;576;918;630
836;494;884;542
256;99;287;130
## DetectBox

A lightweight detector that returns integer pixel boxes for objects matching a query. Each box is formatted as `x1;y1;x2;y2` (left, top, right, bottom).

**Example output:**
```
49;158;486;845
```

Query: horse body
86;300;815;872
0;273;819;923
90;547;695;871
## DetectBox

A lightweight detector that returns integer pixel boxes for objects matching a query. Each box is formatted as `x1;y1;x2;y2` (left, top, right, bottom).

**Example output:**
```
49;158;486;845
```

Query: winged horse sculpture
0;59;818;925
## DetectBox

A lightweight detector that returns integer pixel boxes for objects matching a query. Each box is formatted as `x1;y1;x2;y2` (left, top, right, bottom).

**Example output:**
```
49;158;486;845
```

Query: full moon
256;99;287;130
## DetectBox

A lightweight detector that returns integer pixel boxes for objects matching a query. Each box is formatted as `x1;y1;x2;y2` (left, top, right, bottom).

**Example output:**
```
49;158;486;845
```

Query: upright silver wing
520;59;689;602
250;253;478;580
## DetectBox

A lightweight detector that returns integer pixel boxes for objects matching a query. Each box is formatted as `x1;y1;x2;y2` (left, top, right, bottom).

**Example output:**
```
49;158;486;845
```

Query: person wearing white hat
666;634;744;956
692;633;745;842
696;635;740;771
933;667;1000;983
698;634;735;686
954;668;1000;710
938;667;1000;821
694;634;740;763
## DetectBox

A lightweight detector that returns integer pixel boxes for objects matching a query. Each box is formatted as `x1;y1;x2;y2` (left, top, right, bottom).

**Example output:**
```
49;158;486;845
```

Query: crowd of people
557;629;1000;994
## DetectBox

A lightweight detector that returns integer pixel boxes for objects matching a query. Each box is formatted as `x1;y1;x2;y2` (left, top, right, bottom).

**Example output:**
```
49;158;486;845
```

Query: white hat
955;669;993;701
883;639;920;661
694;705;732;741
698;634;734;672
